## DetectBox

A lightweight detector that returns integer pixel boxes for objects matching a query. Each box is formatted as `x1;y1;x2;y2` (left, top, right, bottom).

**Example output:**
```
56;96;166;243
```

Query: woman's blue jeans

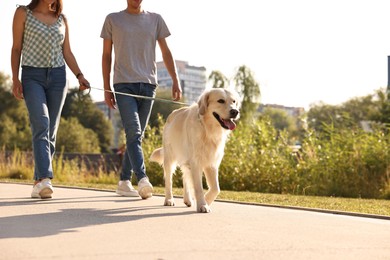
114;83;156;182
21;65;67;181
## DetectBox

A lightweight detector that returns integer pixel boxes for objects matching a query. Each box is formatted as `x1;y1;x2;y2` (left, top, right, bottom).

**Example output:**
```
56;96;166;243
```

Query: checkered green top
22;7;65;68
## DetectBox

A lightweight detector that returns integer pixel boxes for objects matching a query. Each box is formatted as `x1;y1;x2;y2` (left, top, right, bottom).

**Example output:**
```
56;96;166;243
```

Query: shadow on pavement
0;196;195;239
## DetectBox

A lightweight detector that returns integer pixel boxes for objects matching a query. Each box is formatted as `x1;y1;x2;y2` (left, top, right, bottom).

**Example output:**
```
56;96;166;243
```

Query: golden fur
150;88;240;213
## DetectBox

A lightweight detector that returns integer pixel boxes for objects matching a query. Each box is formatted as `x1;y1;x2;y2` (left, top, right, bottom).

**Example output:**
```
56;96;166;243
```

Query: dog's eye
218;99;225;104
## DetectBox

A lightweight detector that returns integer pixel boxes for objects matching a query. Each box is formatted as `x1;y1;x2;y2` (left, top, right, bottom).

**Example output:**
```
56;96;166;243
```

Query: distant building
157;60;207;105
258;104;305;117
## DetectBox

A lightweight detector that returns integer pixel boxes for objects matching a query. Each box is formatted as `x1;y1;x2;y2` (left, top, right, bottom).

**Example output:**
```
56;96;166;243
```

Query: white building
157;60;207;105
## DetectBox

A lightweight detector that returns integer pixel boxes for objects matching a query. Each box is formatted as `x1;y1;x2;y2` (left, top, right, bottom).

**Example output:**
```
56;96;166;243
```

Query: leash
86;86;189;106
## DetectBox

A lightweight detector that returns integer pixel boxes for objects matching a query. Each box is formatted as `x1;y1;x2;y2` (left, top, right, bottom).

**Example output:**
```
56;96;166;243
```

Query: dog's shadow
0;196;195;239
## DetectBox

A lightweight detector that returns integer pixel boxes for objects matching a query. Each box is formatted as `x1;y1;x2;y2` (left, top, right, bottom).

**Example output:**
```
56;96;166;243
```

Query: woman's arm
11;7;26;100
102;38;116;109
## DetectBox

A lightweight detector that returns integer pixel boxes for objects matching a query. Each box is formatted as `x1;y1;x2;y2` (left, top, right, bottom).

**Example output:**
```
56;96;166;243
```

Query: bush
144;116;390;199
2;115;389;200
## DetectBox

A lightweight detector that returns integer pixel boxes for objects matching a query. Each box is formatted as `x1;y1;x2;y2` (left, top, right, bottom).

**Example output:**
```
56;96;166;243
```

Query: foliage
0;147;33;180
208;70;229;88
259;107;299;142
149;88;184;128
0;72;31;149
0;73;113;153
62;89;113;153
57;117;101;153
233;65;261;122
214;117;390;199
142;110;390;199
219;118;298;193
307;88;387;132
0;113;32;150
378;88;390;125
145;84;390;199
298;124;390;198
0;71;11;89
1;71;390;201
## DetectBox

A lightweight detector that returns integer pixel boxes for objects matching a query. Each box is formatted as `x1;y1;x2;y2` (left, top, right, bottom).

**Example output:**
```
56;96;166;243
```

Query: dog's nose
230;109;239;118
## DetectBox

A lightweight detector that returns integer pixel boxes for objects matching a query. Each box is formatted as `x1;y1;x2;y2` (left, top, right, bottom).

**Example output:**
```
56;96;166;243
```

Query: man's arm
102;38;116;109
158;38;182;101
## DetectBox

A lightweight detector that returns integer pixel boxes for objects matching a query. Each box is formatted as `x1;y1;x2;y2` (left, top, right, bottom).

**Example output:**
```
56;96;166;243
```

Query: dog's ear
198;91;210;115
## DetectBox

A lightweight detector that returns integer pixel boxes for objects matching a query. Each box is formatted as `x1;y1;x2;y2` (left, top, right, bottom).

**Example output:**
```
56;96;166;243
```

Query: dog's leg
204;166;220;206
191;164;210;213
163;161;176;206
181;166;193;207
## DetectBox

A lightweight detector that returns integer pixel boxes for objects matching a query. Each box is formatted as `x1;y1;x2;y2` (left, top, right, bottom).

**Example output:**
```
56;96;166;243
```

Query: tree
0;113;32;150
341;92;382;123
307;102;343;132
307;89;386;133
62;89;113;153
376;88;390;125
57;117;100;153
0;72;31;149
233;65;261;123
0;71;11;90
208;70;229;88
260;107;297;133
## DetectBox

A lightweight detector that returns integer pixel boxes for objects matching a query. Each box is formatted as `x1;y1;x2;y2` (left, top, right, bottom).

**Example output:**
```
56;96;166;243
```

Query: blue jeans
21;66;67;181
114;83;156;182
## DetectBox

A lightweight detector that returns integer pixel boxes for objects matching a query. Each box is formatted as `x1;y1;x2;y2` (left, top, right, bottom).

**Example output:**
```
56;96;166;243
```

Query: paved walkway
1;182;390;260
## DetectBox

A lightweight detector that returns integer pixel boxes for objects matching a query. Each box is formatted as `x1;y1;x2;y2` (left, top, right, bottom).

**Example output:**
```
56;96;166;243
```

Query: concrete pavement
1;182;390;260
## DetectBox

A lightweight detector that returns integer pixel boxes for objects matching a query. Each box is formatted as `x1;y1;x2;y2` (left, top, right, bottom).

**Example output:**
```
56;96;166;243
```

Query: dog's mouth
213;112;237;130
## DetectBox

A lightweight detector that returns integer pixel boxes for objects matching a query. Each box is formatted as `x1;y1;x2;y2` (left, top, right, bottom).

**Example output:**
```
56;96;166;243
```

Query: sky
1;0;390;110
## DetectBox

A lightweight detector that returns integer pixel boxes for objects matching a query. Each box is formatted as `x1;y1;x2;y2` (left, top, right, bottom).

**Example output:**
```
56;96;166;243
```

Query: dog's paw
164;198;175;206
198;204;211;213
183;198;192;207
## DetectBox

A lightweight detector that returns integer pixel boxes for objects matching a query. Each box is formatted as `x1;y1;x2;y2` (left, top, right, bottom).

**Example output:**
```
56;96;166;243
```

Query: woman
11;0;90;199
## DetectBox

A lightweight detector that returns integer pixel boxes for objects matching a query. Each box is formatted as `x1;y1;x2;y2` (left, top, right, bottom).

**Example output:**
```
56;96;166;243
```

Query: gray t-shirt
100;10;171;85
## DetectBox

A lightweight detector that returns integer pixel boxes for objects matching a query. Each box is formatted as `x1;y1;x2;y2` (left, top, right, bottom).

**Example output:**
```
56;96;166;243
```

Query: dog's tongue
222;119;236;130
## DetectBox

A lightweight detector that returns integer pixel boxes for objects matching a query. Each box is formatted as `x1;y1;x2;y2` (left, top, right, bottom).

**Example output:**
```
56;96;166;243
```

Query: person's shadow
0;195;195;239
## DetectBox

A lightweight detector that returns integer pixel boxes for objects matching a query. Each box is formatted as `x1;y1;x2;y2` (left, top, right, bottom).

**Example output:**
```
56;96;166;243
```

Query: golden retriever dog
150;88;240;213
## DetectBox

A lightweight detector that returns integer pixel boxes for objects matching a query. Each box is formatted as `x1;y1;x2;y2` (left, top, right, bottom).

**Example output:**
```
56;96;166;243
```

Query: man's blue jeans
21;65;68;181
114;83;156;182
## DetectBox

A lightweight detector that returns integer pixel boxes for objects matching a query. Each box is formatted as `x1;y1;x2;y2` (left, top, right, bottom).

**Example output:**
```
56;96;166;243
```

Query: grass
2;178;390;218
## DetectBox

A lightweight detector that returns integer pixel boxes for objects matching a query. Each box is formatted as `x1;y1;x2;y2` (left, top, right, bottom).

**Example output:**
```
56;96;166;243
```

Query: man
101;0;182;199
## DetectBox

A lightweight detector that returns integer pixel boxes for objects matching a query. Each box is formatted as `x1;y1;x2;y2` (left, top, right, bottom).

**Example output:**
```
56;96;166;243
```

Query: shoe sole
39;187;53;199
31;193;40;198
139;186;153;199
116;190;140;197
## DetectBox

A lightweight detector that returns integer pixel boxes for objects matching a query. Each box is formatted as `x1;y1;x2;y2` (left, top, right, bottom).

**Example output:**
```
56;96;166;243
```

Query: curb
2;181;390;221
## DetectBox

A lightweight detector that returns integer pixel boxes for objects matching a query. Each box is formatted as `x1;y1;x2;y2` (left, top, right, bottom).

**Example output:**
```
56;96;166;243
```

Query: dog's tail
150;148;164;165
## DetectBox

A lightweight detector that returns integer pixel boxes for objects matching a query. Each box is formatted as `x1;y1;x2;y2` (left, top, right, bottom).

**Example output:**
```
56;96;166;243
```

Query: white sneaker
138;177;153;199
116;180;139;197
31;178;53;199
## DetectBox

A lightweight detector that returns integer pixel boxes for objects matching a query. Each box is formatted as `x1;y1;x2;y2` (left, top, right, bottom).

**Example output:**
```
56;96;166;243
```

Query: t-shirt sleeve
156;14;171;40
100;15;112;40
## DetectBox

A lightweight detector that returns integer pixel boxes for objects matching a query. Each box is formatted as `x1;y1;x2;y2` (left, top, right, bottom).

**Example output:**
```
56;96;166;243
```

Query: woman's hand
12;79;23;100
78;75;90;91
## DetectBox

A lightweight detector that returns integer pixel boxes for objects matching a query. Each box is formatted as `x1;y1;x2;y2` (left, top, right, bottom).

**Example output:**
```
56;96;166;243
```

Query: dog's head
198;88;241;130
